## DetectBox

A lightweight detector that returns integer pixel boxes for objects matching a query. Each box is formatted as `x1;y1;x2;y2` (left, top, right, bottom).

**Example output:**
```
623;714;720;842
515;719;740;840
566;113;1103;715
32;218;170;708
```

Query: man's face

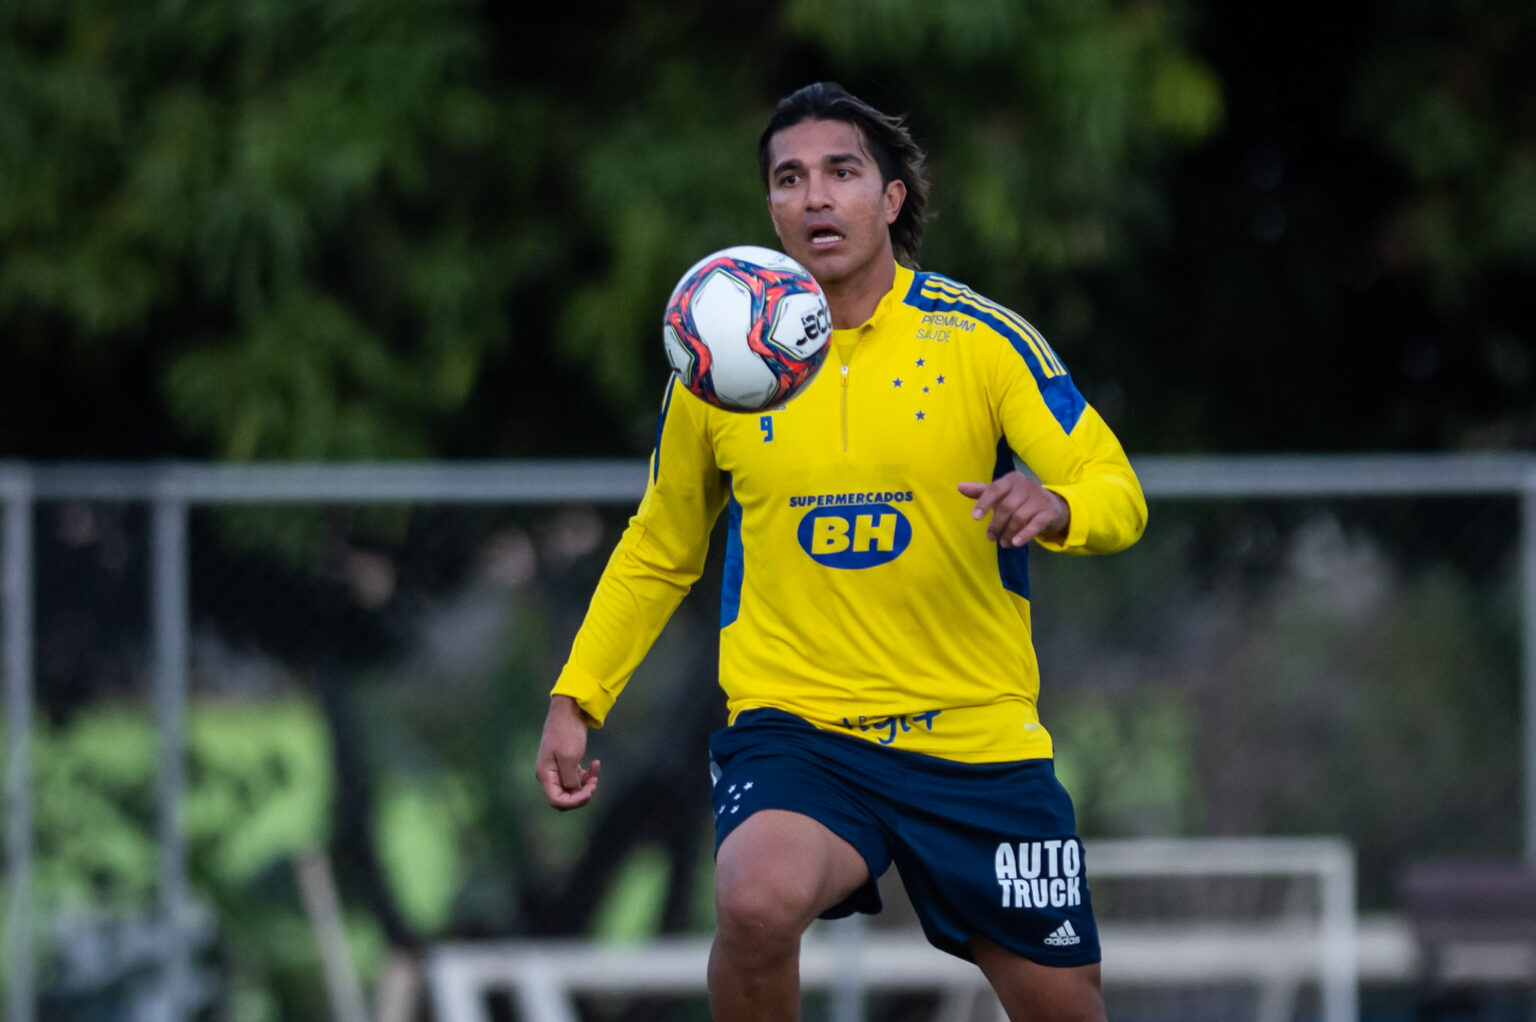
765;118;906;290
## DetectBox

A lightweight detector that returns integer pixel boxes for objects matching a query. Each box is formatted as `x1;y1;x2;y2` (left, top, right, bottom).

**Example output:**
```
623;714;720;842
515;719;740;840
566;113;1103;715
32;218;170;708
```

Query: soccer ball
663;245;832;412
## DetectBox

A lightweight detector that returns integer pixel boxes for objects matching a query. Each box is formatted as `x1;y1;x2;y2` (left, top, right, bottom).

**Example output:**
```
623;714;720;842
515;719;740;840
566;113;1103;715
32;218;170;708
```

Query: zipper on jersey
839;363;850;452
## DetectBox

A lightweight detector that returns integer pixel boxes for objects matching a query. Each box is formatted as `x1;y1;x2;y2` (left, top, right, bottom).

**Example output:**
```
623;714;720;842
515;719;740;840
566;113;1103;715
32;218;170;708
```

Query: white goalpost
427;835;1359;1022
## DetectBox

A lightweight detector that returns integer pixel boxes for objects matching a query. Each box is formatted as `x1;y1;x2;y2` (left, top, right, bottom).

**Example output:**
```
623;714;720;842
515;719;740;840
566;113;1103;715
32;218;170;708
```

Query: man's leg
970;935;1107;1022
709;809;872;1022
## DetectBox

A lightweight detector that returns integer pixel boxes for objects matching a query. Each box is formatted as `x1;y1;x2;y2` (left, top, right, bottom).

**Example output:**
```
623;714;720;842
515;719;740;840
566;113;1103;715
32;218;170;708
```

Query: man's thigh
715;809;873;925
710;711;894;918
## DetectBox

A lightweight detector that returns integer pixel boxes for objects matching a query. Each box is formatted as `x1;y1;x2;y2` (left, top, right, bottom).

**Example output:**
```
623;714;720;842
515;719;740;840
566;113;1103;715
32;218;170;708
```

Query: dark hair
758;82;930;268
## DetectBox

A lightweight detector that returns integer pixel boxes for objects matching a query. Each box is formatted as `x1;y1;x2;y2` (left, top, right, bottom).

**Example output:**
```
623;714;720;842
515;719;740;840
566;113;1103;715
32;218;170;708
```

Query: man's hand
957;472;1070;547
536;695;601;811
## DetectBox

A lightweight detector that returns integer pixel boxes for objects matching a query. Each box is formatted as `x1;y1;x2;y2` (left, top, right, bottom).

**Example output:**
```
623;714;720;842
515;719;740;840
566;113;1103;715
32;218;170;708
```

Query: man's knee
713;810;870;949
714;869;816;949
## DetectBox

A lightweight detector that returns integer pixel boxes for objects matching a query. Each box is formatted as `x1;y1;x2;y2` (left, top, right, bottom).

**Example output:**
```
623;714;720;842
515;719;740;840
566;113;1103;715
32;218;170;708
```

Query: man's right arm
537;379;726;807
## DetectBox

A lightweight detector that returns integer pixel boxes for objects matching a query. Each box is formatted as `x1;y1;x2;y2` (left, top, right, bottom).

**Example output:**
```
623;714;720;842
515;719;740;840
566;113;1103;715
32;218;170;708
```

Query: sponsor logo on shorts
994;839;1084;909
1043;920;1081;947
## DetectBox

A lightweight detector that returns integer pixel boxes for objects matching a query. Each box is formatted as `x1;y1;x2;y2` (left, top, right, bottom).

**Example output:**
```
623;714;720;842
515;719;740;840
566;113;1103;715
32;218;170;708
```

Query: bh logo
797;504;912;568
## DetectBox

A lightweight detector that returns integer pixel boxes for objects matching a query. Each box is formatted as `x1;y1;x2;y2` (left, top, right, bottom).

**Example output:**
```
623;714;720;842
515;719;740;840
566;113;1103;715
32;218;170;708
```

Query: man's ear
884;178;907;225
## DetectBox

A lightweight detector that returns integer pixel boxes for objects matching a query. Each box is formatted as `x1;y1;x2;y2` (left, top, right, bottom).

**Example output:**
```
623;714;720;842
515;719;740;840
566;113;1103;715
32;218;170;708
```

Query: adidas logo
1043;920;1081;947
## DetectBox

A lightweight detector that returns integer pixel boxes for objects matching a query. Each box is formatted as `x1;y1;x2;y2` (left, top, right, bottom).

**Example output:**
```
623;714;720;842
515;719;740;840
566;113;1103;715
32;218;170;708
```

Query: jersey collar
844;262;914;336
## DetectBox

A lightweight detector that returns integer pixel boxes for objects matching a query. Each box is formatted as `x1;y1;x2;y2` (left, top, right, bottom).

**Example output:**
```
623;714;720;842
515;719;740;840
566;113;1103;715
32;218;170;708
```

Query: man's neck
824;258;897;330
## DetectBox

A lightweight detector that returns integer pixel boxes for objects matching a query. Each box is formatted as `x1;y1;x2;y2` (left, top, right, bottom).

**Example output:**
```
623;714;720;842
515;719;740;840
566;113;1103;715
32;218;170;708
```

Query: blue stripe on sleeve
903;268;929;306
652;378;676;483
907;274;1086;433
720;479;743;627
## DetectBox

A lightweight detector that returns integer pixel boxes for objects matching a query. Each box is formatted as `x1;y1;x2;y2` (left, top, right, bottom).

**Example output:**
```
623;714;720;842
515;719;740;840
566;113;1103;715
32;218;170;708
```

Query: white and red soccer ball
663;245;832;413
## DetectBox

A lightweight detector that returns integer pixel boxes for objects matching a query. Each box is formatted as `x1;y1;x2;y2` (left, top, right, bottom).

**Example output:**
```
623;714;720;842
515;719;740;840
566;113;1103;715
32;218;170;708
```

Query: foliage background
6;0;1532;462
3;0;1535;1018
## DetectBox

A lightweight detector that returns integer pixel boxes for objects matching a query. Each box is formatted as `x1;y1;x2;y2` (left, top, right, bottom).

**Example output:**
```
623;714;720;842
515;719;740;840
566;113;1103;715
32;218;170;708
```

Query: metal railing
4;453;1536;1022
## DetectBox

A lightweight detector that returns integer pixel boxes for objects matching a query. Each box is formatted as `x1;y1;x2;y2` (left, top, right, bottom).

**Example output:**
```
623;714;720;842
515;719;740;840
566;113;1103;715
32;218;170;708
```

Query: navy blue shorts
708;708;1100;967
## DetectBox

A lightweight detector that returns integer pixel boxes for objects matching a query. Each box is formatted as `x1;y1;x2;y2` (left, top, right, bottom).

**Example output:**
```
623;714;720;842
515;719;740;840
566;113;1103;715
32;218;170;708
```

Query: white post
1318;841;1359;1022
4;471;35;1022
152;494;192;1020
294;852;371;1022
427;952;492;1022
1523;483;1536;863
828;913;868;1022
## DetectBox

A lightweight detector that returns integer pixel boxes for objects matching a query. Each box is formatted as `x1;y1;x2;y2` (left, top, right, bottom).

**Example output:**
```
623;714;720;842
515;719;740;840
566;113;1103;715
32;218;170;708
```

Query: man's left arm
1023;402;1147;555
968;338;1147;555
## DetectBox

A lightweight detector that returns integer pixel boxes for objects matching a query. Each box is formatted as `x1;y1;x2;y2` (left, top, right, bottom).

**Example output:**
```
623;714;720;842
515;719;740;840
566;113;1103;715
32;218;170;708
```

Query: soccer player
536;82;1147;1022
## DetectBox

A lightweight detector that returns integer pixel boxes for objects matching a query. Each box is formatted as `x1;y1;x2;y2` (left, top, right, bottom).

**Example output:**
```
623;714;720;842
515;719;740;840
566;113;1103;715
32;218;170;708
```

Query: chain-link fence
3;456;1535;1021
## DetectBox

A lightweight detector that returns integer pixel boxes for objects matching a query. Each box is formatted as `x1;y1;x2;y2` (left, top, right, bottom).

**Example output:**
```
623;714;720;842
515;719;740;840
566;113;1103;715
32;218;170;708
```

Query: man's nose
804;172;832;210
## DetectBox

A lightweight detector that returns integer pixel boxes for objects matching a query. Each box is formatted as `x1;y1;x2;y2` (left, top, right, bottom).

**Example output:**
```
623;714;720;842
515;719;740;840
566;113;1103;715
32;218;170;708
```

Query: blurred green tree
1344;0;1536;448
1092;0;1536;453
3;0;1534;458
0;0;1222;459
0;0;510;459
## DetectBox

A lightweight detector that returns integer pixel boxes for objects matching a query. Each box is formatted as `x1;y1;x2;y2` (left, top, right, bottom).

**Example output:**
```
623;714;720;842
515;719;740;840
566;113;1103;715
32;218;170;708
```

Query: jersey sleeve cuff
1035;484;1089;552
550;662;618;728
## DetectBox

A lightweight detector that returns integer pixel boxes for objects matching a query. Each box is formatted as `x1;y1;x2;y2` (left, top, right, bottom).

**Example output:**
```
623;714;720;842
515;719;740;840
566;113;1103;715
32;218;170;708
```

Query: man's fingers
549;760;601;812
556;753;584;792
540;758;601;810
985;498;1054;544
537;762;569;804
961;476;1065;545
985;489;1034;540
957;479;998;519
986;495;1029;540
548;789;591;811
995;499;1037;540
1002;507;1053;547
556;756;600;794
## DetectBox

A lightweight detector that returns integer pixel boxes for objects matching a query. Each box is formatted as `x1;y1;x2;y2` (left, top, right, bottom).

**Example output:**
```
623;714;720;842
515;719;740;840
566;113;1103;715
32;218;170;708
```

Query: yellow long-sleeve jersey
552;263;1147;762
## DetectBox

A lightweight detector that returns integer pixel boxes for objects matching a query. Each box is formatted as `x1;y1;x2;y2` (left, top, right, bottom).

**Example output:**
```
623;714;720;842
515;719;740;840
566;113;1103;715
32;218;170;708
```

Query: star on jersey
899;361;944;423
